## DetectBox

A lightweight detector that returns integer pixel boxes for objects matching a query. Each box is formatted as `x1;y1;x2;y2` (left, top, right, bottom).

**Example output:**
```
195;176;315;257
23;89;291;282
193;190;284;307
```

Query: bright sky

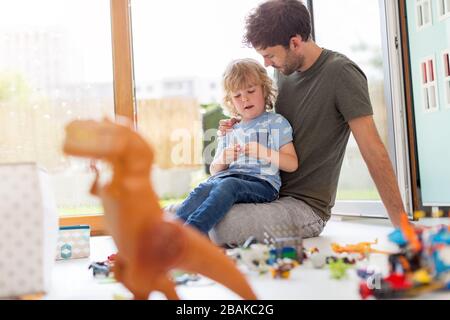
314;0;383;54
131;0;265;82
0;0;383;83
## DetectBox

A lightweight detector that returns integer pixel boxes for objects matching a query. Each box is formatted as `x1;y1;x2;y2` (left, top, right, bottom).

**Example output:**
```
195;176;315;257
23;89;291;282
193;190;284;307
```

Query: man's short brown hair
243;0;312;49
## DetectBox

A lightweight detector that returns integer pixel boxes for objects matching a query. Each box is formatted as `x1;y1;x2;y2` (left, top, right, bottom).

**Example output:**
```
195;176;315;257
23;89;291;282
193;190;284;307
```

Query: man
208;0;407;246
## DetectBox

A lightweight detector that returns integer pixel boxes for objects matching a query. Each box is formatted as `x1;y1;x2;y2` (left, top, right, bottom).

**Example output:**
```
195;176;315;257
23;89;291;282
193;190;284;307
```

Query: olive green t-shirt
274;49;373;222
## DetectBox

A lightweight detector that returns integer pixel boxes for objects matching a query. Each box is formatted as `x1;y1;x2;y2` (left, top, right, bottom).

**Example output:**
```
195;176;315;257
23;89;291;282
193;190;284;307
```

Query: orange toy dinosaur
331;239;392;257
63;118;257;300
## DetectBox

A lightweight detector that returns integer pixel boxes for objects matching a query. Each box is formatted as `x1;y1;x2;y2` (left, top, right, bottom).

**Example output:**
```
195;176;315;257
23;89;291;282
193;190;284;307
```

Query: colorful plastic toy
269;258;298;279
264;225;306;264
89;261;113;278
89;253;117;278
228;243;271;274
328;258;351;280
63;118;257;300
359;214;450;299
309;252;327;269
326;256;357;265
356;268;376;280
331;239;391;259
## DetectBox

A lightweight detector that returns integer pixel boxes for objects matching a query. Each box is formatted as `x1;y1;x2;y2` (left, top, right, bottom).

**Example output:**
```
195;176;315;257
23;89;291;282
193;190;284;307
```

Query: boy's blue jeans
176;174;278;235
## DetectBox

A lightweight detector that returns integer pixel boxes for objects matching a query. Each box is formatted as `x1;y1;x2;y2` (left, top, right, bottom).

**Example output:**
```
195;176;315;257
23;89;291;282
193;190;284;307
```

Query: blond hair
222;58;277;116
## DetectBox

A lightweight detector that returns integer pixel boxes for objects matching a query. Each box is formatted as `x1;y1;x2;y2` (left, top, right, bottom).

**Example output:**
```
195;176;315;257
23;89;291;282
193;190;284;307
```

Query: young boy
176;58;298;235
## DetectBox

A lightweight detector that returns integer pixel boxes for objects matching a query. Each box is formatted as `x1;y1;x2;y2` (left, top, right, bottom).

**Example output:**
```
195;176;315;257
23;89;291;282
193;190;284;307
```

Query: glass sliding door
312;0;403;217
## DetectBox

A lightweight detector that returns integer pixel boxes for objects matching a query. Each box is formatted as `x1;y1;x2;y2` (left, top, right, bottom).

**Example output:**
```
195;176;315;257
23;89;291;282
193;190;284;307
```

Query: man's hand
243;142;270;162
220;144;242;164
218;118;240;136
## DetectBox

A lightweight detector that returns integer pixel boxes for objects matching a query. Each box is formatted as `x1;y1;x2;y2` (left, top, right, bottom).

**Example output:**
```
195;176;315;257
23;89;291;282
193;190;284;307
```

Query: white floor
45;217;450;300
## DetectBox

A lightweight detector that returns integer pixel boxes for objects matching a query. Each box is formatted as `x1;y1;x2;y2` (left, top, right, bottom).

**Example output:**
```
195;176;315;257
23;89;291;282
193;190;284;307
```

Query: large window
313;0;388;202
311;0;406;217
130;0;397;216
0;0;411;228
131;0;265;203
0;0;114;219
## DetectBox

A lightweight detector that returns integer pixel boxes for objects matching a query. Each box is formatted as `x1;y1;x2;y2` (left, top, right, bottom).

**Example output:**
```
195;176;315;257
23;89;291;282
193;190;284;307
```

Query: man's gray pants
165;196;326;247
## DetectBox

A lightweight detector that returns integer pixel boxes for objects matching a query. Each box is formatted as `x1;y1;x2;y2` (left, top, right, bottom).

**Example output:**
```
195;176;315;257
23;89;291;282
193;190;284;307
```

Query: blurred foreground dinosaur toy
63;118;257;300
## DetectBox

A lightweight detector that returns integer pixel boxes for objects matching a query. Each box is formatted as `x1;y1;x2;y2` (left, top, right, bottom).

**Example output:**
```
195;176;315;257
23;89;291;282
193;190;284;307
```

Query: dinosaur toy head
63;117;154;167
63;118;129;159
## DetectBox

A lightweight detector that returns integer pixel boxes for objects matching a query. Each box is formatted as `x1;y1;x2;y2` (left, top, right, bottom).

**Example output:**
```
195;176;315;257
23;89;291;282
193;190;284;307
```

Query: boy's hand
220;144;242;164
218;118;240;136
243;142;271;162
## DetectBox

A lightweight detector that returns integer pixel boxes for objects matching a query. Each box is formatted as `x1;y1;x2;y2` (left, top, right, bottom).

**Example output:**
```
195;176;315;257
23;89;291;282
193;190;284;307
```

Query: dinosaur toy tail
178;224;257;300
135;220;257;300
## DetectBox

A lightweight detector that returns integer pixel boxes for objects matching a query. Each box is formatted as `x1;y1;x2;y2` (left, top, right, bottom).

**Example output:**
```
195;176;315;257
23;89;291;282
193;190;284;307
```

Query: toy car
88;261;112;277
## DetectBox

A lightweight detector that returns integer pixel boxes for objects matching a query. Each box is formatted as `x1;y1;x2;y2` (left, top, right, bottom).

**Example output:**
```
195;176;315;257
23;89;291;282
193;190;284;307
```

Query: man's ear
290;35;303;50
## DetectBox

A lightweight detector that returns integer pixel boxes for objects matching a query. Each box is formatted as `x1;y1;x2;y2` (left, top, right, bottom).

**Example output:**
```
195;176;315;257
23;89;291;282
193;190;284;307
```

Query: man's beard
279;52;304;75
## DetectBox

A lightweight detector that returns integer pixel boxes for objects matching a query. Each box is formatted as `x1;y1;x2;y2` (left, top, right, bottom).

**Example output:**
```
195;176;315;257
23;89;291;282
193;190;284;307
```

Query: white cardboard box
0;163;58;298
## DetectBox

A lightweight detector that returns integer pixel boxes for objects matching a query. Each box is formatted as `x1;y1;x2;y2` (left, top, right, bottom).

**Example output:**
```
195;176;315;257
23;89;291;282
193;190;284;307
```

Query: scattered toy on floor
309;251;327;269
358;214;450;299
236;243;271;274
264;224;307;264
328;258;352;280
270;258;298;279
331;239;392;259
356;267;377;280
304;247;327;269
326;256;357;265
88;261;113;278
88;253;117;279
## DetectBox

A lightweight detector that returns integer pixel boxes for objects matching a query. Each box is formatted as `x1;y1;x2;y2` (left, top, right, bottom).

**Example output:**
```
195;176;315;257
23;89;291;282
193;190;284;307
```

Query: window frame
60;0;135;235
416;0;433;30
419;55;439;112
438;0;450;20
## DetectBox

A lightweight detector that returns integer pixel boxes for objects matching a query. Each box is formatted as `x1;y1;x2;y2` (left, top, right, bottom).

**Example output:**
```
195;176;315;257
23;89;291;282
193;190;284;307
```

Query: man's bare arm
349;115;406;227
